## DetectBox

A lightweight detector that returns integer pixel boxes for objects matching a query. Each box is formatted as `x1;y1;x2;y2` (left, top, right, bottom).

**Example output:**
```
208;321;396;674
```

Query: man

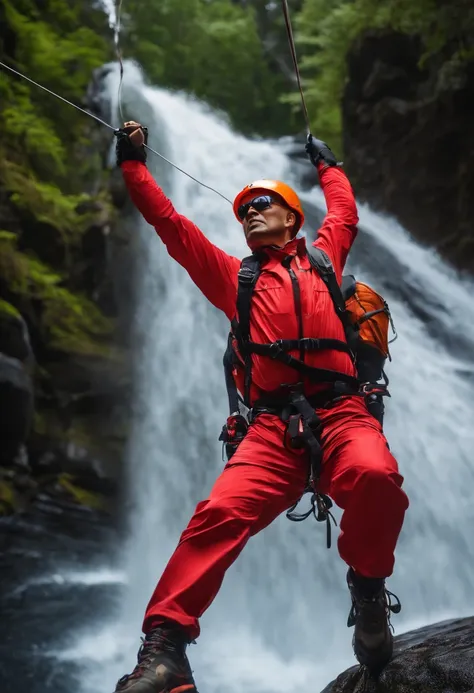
113;121;409;693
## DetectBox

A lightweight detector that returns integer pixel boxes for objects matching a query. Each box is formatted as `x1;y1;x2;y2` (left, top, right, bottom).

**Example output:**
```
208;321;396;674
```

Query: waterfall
67;62;474;693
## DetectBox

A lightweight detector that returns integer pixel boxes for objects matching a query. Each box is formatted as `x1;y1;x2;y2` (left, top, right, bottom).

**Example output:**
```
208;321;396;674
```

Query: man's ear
285;211;296;230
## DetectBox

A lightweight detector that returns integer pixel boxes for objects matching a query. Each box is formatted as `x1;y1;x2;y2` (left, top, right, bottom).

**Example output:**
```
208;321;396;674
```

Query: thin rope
0;60;116;131
0;60;232;204
281;0;312;136
143;144;232;204
114;0;125;123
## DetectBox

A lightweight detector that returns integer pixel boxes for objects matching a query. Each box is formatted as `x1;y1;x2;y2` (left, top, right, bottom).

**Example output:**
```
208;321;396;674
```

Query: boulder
322;616;474;692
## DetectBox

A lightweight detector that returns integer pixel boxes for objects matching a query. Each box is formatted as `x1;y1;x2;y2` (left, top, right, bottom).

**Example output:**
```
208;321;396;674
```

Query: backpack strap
233;254;262;344
230;254;263;407
306;246;359;356
223;333;240;414
341;274;356;301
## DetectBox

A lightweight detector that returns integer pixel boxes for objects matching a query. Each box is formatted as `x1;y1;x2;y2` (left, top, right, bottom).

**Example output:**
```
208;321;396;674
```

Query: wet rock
321;616;474;693
0;353;34;465
32;437;118;499
0;301;34;466
0;300;34;364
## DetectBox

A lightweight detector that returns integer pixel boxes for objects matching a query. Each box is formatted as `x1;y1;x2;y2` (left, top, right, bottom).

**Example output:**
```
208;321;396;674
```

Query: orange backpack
342;277;397;364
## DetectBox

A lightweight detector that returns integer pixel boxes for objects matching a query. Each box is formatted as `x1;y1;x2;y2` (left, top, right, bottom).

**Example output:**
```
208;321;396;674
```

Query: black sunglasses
237;195;279;221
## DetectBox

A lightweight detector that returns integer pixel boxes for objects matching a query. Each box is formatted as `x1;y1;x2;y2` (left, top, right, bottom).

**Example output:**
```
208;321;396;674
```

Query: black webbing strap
247;337;352;356
234;254;262;405
245;340;359;388
357;307;387;325
284;387;338;549
235;255;261;343
286;492;337;548
307;246;359;355
223;333;240;414
282;255;304;361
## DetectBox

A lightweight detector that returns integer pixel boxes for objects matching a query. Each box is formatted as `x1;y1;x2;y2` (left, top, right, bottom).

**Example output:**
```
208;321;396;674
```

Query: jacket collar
254;235;307;265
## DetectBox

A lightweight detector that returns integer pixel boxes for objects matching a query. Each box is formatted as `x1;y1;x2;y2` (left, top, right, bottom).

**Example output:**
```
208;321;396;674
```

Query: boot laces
117;629;184;685
348;586;401;632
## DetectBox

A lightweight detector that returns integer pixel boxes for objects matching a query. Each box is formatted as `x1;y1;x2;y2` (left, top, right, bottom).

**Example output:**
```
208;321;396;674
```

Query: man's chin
245;228;270;249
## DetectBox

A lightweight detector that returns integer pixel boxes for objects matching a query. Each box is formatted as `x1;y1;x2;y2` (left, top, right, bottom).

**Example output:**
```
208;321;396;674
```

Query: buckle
301;338;320;351
359;381;390;397
237;267;255;285
268;340;284;359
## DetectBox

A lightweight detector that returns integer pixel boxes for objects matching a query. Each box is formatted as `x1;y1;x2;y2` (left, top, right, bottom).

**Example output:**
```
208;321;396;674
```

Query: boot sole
353;635;393;674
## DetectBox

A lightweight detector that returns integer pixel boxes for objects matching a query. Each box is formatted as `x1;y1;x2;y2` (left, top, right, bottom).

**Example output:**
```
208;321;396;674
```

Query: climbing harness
219;244;397;548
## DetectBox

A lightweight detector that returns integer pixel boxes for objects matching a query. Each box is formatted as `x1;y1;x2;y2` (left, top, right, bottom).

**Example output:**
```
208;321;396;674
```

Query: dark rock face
0;305;34;464
322;616;474;692
0;353;33;463
342;31;474;274
0;303;33;363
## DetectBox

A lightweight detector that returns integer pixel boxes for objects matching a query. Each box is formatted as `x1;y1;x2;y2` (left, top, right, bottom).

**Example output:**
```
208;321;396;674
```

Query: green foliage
0;0;111;244
0;159;90;243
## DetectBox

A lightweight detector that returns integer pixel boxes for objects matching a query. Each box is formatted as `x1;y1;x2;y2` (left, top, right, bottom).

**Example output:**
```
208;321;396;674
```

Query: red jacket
121;161;359;403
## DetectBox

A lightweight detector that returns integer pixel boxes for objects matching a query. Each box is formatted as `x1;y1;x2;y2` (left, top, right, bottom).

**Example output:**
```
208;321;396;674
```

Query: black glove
305;134;339;168
114;124;148;166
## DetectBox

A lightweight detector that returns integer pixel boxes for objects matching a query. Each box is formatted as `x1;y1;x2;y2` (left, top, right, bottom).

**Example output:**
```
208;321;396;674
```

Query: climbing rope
114;0;125;123
280;0;312;136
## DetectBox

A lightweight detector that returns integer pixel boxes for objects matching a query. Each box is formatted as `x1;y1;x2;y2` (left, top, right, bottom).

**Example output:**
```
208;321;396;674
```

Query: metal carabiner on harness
286;491;337;548
219;413;248;461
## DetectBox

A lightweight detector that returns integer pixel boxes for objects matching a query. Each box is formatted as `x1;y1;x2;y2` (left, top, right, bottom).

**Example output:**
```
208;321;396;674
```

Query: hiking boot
114;624;198;693
346;568;401;674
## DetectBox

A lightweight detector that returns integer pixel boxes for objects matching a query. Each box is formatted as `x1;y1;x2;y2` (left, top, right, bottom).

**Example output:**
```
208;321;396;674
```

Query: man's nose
246;206;258;219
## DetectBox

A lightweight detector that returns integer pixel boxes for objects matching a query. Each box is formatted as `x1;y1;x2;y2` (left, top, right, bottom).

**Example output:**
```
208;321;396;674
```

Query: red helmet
233;179;305;232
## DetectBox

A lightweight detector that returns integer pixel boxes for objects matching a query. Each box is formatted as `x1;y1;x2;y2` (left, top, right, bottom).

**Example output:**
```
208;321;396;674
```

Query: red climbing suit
121;160;409;641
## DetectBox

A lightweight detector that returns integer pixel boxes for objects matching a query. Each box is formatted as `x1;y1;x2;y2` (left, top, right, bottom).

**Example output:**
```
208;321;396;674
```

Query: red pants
143;397;409;640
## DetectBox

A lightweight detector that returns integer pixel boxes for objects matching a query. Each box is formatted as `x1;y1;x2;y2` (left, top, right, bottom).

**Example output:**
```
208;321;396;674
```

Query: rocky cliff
342;30;474;274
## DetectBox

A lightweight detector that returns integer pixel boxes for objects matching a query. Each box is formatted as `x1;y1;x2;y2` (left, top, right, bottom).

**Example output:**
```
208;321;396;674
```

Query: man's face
239;191;296;249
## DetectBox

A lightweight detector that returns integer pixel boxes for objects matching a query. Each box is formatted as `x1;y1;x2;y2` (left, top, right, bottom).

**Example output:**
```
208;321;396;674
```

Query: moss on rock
0;230;113;357
57;472;107;511
0;298;21;319
0;477;16;515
